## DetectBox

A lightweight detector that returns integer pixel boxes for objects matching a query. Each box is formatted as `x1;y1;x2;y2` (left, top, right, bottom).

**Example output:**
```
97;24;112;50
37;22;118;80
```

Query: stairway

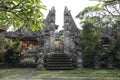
44;53;74;70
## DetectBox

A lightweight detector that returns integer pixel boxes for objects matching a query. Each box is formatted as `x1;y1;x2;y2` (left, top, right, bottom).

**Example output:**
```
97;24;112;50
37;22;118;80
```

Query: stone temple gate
37;7;83;70
4;7;83;70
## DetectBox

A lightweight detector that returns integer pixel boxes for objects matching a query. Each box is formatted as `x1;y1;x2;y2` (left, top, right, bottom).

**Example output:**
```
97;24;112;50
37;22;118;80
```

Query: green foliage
76;4;105;67
0;0;46;31
20;58;35;64
77;0;120;68
0;38;12;54
97;0;120;21
109;21;120;67
76;4;102;20
2;48;20;64
112;38;120;66
0;39;22;64
81;22;101;67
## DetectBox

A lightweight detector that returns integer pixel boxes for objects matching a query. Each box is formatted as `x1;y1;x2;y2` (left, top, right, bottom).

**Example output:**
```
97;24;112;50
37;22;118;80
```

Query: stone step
50;57;70;59
51;55;69;57
55;51;64;53
46;64;73;67
46;62;72;65
51;54;69;57
46;66;74;70
48;59;71;62
46;62;72;64
44;53;74;70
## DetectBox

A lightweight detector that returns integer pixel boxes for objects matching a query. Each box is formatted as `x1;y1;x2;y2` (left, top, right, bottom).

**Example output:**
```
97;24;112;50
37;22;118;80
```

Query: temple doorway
55;38;63;52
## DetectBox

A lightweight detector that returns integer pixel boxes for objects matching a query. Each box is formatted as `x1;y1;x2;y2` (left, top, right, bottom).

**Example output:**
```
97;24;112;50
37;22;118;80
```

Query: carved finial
65;6;68;10
64;6;71;15
51;6;55;10
51;6;55;13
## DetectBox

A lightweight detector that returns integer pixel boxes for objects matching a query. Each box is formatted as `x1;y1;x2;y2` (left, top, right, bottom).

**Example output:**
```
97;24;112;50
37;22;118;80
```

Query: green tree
77;0;120;68
98;0;120;68
81;22;101;67
0;0;46;31
76;5;107;68
109;21;120;68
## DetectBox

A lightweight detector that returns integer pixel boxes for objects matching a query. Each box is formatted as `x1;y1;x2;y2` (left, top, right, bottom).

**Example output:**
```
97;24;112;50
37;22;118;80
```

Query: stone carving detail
49;23;56;53
77;51;83;68
43;7;56;53
37;7;56;69
63;23;70;55
63;6;83;68
37;52;44;69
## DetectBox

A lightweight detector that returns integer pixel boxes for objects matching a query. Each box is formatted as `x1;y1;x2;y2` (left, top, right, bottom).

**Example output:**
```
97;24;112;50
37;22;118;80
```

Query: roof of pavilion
4;26;44;41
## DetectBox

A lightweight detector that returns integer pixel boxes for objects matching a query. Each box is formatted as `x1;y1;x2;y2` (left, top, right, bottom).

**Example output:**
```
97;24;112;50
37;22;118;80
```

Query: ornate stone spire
64;6;78;33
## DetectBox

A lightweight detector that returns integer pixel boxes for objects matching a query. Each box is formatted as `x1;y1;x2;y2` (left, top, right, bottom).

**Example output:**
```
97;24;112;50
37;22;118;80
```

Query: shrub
20;58;35;64
1;39;22;64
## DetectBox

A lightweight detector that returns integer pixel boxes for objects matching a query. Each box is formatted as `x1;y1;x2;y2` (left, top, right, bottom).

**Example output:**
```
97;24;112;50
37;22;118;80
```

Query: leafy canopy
0;0;46;31
77;0;120;67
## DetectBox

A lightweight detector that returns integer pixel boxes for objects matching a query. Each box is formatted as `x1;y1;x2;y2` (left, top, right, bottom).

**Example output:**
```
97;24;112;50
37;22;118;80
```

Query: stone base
77;59;83;68
37;64;44;69
77;63;83;68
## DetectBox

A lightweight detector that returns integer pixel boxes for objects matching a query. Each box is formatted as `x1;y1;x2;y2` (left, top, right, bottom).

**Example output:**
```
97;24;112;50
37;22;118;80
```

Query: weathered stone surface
37;52;44;69
63;7;82;68
77;52;83;68
49;23;56;52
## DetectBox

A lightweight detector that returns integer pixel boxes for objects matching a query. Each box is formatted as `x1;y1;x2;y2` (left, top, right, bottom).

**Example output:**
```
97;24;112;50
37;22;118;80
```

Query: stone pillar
69;35;75;51
50;31;55;51
37;52;44;69
44;35;50;55
36;35;47;69
36;37;44;69
63;23;70;55
77;49;83;68
37;33;50;69
49;23;55;55
63;7;83;69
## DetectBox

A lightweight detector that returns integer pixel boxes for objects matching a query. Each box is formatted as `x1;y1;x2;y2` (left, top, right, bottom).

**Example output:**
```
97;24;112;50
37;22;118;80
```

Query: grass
0;68;120;80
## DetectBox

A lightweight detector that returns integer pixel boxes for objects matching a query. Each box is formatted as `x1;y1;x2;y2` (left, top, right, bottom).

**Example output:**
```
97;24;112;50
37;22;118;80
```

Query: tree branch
0;0;5;5
11;11;23;20
105;6;114;17
9;0;24;11
112;4;120;15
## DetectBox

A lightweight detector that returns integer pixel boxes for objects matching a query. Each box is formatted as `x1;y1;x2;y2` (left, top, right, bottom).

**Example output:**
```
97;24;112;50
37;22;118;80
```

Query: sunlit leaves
0;0;46;31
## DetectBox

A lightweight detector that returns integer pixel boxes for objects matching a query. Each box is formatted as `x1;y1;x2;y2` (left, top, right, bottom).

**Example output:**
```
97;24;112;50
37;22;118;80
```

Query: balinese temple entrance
55;38;63;52
5;7;83;70
44;36;75;70
37;7;83;70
